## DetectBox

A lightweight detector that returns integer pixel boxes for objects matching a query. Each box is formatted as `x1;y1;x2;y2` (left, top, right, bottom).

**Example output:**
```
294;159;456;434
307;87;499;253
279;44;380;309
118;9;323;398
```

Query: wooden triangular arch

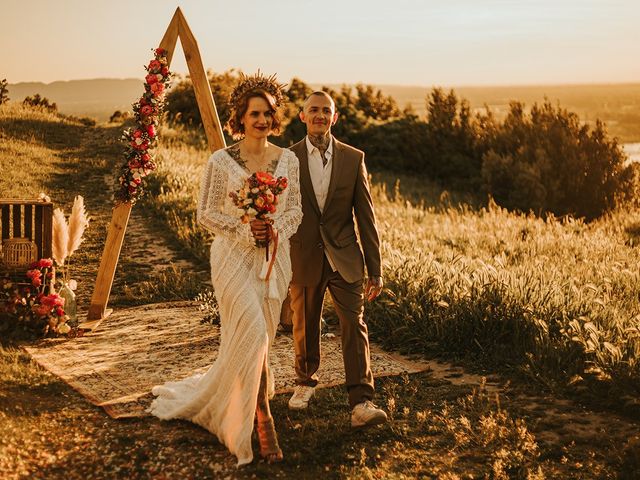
80;8;226;330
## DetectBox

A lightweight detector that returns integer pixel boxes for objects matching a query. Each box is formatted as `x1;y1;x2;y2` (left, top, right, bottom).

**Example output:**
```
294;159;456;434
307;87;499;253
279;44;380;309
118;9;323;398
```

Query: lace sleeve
197;152;253;243
273;150;302;239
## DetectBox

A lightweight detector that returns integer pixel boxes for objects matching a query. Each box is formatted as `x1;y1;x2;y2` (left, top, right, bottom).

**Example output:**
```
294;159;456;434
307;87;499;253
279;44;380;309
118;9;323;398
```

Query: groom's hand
365;276;383;301
250;219;271;242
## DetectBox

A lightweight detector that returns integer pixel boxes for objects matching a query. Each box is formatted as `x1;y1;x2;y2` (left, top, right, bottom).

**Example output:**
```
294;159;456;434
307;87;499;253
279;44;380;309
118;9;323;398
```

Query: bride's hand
250;219;272;242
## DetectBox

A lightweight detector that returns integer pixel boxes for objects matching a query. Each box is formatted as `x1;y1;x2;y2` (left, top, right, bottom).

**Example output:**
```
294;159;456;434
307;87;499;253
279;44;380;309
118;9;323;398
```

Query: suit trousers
290;255;374;408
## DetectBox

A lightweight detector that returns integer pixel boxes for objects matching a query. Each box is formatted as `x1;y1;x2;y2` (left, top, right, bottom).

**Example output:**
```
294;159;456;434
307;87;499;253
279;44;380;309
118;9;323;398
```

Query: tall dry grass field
149;126;640;402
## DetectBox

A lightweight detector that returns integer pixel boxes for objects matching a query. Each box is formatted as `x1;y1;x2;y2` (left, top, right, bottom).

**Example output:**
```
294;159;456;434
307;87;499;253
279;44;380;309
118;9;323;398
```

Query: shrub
164;69;241;138
482;101;630;219
22;93;57;112
0;79;8;105
109;110;132;123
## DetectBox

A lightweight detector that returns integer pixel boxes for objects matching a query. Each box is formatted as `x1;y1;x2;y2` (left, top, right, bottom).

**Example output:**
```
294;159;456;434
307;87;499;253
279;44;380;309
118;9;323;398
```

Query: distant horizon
8;76;640;90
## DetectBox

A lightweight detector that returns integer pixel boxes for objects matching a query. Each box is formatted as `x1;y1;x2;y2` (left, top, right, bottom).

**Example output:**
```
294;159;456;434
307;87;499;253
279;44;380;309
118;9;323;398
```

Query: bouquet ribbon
259;226;279;299
265;225;279;282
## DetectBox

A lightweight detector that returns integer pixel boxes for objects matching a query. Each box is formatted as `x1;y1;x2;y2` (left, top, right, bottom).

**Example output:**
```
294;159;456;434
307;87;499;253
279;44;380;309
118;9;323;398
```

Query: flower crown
229;71;286;111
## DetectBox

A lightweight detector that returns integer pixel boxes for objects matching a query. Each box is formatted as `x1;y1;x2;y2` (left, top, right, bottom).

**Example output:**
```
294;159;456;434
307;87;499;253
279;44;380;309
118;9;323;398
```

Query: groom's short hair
303;91;336;112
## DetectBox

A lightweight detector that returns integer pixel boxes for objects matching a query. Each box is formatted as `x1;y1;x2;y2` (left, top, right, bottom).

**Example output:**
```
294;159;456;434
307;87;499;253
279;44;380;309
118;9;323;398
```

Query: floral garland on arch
115;48;172;204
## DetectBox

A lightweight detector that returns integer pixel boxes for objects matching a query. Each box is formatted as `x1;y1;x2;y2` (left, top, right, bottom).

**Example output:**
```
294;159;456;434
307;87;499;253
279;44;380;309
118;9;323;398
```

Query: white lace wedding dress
148;147;302;466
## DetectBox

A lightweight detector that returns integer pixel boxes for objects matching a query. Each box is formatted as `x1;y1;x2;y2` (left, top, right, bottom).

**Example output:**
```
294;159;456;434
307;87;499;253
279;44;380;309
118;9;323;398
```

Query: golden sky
2;0;639;86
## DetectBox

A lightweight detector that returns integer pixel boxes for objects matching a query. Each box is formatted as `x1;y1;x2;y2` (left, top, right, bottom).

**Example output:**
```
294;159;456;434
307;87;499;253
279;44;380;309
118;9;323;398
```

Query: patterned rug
24;301;430;418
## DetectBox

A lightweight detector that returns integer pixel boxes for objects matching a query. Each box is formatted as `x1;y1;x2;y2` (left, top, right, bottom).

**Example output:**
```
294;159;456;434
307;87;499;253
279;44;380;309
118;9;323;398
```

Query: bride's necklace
241;144;270;172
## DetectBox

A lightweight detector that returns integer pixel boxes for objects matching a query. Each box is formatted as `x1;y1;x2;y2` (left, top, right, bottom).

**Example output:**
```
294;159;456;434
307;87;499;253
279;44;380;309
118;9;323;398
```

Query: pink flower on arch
148;60;162;72
140;105;154;116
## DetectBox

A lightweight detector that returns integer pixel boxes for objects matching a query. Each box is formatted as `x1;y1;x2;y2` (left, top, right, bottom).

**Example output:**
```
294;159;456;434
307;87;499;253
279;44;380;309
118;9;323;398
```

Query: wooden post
175;8;226;153
81;202;131;328
81;7;226;330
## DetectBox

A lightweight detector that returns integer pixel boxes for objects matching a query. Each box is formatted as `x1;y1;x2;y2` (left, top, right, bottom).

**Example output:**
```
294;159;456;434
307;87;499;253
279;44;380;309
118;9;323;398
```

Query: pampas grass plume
52;208;69;265
67;196;89;256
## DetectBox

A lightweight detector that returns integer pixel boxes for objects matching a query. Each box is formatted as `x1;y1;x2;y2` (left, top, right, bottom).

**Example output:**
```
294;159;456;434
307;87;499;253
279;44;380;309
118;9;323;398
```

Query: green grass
2;103;640;478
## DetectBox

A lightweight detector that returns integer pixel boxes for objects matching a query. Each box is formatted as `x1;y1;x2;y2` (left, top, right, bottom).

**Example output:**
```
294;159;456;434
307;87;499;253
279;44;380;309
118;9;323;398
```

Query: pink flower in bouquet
145;73;159;85
146;125;156;137
161;66;169;76
155;48;166;55
148;59;162;71
128;159;141;169
56;307;65;317
133;129;143;138
141;153;151;163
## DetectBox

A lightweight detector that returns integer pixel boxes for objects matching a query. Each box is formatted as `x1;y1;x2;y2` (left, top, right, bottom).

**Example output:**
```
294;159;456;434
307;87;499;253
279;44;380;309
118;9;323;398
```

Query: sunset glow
2;0;639;86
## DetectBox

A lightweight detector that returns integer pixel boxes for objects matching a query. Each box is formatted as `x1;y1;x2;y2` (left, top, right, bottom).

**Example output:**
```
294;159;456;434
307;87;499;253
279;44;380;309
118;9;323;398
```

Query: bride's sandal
257;417;283;463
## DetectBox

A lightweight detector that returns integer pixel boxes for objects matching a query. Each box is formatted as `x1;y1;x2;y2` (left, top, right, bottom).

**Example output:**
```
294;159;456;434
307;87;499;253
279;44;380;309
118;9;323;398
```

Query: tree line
5;70;634;220
162;70;637;220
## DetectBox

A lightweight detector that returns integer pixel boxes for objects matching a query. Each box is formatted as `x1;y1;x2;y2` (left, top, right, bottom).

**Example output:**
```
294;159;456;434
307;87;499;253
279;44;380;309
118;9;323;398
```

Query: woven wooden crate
0;199;52;260
0;199;53;283
2;237;38;270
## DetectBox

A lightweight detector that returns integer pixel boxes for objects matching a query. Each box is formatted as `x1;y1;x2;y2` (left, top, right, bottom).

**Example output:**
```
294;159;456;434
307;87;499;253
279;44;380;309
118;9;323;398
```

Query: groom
287;91;386;427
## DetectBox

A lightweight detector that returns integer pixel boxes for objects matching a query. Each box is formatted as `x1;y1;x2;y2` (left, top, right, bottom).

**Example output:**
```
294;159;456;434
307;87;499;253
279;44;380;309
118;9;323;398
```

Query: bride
148;73;302;466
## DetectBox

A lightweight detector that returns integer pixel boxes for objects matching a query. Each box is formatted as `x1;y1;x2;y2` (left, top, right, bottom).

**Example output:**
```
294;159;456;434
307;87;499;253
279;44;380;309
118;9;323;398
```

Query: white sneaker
351;400;388;427
288;385;315;410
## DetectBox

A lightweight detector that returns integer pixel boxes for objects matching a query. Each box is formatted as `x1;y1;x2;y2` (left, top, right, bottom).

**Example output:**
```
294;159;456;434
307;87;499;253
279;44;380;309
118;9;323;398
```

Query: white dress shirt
305;135;333;212
305;135;337;270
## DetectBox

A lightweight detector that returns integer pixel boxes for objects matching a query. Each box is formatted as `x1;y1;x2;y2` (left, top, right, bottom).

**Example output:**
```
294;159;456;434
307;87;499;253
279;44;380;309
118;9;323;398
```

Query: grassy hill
7;79;143;121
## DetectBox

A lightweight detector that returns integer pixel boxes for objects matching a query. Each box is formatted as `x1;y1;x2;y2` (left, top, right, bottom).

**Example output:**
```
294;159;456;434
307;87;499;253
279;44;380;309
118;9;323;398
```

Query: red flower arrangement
115;47;173;204
229;171;288;228
0;258;71;338
229;171;288;266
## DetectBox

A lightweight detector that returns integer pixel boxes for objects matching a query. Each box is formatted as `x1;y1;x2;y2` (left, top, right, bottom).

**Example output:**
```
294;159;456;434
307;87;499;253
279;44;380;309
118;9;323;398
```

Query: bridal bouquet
229;171;288;249
229;172;288;298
